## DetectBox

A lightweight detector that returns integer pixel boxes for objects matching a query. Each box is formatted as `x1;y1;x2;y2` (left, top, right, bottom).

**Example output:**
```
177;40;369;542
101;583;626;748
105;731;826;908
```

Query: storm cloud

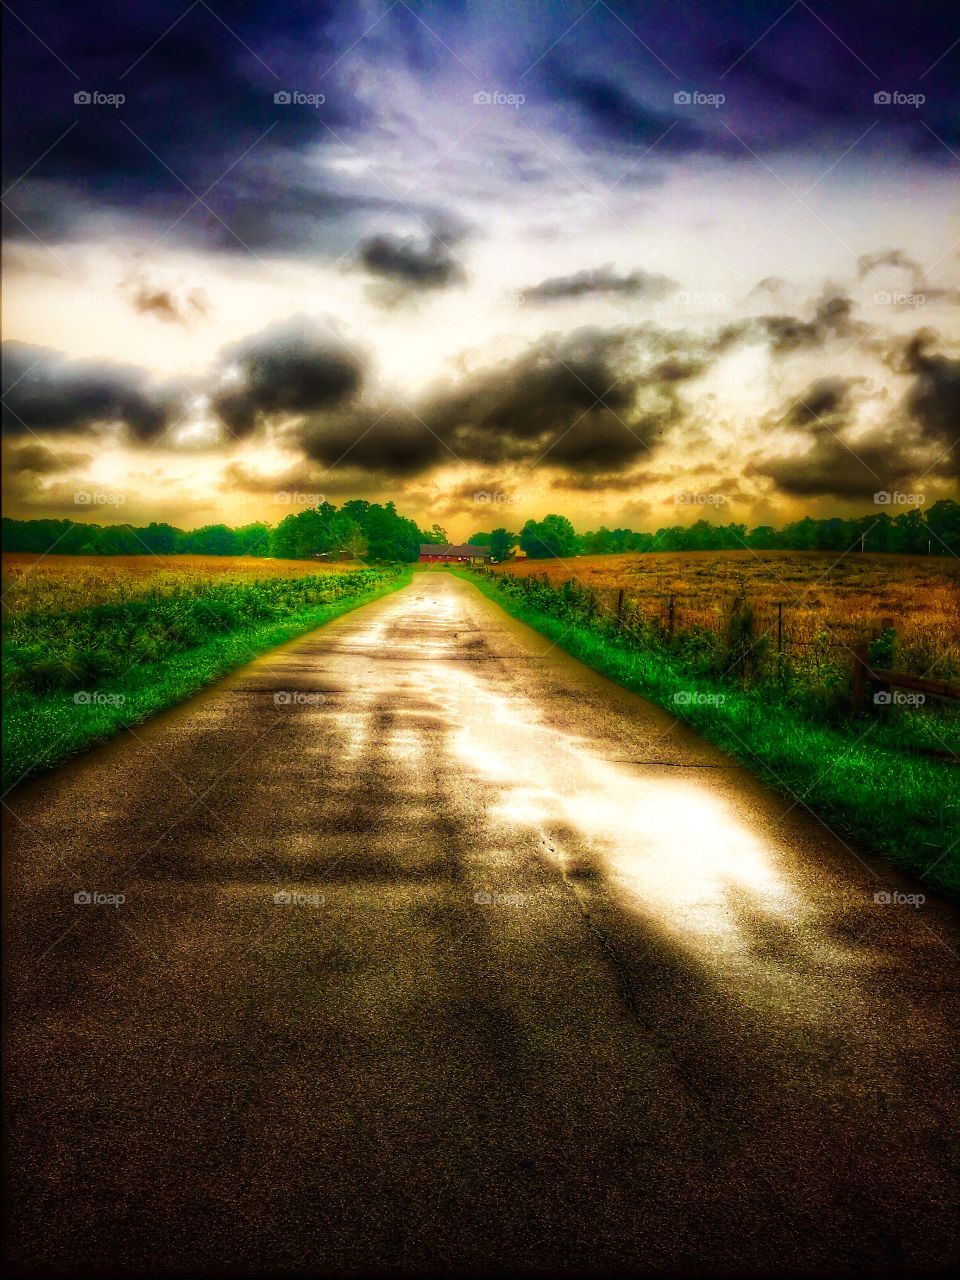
359;232;464;290
211;316;365;437
521;265;677;303
752;370;947;498
901;333;960;451
784;377;859;426
119;277;211;325
4;0;959;261
1;341;178;441
293;326;705;476
750;432;923;500
5;442;91;475
759;295;863;354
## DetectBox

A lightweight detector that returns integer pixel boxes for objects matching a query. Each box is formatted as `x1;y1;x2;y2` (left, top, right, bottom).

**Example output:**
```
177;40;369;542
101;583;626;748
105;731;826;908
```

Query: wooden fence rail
851;639;960;712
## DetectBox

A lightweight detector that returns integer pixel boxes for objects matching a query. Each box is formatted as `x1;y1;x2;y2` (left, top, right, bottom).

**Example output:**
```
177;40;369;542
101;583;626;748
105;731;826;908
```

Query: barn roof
419;544;490;555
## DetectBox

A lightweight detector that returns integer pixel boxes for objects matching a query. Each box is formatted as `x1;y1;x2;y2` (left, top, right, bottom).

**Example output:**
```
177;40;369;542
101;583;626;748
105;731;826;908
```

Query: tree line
1;501;447;562
3;498;958;561
470;499;960;559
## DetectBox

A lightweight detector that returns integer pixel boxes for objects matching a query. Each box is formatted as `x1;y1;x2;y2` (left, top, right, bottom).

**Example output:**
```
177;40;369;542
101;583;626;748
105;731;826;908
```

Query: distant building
419;544;492;564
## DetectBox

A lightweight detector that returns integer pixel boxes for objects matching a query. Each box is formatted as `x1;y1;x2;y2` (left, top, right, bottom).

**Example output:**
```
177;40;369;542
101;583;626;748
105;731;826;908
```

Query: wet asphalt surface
4;571;959;1277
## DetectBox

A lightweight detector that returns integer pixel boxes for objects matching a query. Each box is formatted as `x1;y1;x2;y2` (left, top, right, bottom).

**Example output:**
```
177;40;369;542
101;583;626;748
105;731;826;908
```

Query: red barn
419;544;492;564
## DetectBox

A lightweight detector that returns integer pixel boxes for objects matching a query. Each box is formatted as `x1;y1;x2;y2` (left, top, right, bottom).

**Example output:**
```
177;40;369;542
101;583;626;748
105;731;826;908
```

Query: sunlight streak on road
338;582;806;966
448;665;800;954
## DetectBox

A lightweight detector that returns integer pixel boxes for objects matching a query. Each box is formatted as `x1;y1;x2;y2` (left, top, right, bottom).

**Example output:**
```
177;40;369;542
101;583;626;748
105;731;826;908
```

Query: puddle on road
448;672;799;952
313;581;848;1006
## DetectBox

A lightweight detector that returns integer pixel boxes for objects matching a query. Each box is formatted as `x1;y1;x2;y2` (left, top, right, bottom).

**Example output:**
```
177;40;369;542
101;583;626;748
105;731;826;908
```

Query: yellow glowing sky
4;139;959;537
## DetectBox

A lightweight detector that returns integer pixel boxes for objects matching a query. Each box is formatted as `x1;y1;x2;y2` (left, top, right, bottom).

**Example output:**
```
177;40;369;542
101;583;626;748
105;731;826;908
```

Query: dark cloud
750;432;922;499
752;370;944;498
221;458;379;498
1;341;177;440
359;232;464;290
857;248;924;285
295;404;443;477
900;332;960;467
0;4;463;258
119;277;211;324
4;0;958;263
535;1;959;158
1;2;365;236
211;316;365;437
420;329;675;470
651;356;707;383
294;326;702;476
521;265;676;303
543;65;735;156
712;293;864;356
5;442;91;474
784;376;858;426
2;319;707;477
759;294;863;354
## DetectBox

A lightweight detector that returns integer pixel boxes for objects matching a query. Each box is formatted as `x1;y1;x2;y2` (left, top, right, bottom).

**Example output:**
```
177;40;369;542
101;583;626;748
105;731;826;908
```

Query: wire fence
474;567;960;715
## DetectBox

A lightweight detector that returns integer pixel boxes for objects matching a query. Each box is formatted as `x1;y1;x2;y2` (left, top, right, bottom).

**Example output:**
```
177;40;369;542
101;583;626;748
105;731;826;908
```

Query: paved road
4;571;959;1276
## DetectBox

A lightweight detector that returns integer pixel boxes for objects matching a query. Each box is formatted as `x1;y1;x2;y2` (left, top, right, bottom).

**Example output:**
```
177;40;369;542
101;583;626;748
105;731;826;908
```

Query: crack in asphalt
538;830;645;1024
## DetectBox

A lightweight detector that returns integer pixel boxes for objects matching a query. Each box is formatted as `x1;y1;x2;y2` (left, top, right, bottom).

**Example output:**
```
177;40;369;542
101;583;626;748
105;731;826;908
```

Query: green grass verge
3;567;411;791
450;567;959;898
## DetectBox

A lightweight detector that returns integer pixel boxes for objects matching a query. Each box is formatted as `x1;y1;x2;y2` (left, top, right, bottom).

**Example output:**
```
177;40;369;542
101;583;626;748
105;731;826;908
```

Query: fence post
851;638;871;714
617;588;625;622
668;594;675;636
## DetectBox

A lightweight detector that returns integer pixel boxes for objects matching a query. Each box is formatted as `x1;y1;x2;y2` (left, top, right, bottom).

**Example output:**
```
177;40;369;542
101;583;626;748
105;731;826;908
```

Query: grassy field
457;552;960;897
496;550;960;687
2;552;364;613
3;555;406;789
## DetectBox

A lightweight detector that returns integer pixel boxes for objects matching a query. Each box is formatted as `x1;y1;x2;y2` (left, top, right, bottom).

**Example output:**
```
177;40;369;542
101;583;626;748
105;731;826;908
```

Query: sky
2;0;958;539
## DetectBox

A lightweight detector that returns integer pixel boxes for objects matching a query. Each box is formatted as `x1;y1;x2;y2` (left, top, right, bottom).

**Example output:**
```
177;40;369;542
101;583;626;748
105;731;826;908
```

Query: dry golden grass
494;550;960;682
2;553;363;616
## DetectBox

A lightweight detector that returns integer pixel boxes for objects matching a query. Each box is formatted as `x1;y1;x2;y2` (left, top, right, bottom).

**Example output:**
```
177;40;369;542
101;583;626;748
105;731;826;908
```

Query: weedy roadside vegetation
3;559;407;788
457;554;960;896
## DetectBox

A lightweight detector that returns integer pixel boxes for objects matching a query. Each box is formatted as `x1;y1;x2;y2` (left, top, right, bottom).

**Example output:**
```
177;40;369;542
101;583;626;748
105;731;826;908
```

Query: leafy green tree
140;522;179;554
893;508;928;554
926;499;960;555
488;528;514;561
746;525;777;550
234;522;271;556
179;523;239;555
339;519;368;560
520;514;578;559
269;512;301;559
94;525;142;555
